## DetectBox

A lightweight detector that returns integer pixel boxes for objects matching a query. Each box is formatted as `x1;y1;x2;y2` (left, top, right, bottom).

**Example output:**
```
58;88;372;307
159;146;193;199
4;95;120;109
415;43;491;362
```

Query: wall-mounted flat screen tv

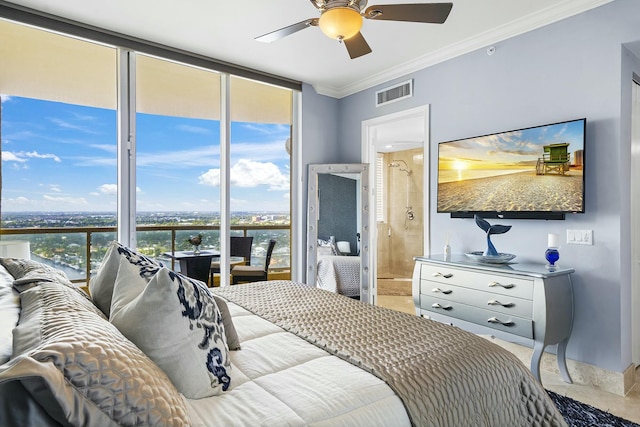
437;118;586;220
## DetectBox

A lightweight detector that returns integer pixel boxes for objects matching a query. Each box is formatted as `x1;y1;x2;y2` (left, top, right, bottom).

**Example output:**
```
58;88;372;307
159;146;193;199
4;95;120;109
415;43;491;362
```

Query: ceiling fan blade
255;18;318;43
364;3;453;23
344;32;372;59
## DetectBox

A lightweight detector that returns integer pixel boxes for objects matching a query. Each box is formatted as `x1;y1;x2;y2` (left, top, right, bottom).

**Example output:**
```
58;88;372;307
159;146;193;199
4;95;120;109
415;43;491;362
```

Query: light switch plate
566;229;593;245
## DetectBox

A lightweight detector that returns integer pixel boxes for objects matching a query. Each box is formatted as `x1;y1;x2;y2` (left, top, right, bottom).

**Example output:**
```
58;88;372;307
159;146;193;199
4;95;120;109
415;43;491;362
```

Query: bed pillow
105;251;241;351
0;256;74;288
0;264;19;365
212;295;241;350
0;281;190;427
110;258;232;399
89;241;160;317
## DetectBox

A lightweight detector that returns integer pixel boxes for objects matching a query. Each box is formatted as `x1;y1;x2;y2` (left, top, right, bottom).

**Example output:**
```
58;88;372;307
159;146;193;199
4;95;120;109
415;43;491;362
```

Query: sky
1;96;291;213
438;119;585;171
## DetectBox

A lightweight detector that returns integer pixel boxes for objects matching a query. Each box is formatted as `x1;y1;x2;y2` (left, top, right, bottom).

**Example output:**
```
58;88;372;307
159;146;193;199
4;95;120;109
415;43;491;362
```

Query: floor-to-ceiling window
0;17;295;286
135;54;222;261
229;76;292;271
0;19;118;281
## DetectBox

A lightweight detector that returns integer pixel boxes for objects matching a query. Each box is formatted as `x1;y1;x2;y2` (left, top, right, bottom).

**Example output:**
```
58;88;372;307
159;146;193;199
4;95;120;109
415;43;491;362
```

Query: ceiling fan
255;0;453;59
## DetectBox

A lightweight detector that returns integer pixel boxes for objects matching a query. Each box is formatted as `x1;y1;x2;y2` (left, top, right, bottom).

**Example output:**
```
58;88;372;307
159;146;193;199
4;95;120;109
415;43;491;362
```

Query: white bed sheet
186;301;410;427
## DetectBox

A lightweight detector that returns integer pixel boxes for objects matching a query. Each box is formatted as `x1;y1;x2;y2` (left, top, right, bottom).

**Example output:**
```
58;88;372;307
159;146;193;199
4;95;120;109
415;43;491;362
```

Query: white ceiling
5;0;612;98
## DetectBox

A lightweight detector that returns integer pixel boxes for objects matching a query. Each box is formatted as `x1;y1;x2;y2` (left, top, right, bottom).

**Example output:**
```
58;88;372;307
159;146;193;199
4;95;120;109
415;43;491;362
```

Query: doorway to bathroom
376;149;424;313
361;106;430;311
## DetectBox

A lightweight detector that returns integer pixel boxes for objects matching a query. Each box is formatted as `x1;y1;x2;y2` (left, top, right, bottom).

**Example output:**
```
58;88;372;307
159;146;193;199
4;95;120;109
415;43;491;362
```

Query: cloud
98;184;118;195
1;152;27;162
2;151;61;162
6;196;30;205
198;159;289;191
137;146;218;168
43;195;88;205
49;185;62;193
241;123;290;137
49;117;98;134
89;144;117;154
176;124;211;134
24;151;62;162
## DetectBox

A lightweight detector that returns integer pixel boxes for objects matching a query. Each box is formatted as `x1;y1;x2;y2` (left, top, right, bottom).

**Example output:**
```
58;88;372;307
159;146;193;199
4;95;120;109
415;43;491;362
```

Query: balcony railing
0;224;291;286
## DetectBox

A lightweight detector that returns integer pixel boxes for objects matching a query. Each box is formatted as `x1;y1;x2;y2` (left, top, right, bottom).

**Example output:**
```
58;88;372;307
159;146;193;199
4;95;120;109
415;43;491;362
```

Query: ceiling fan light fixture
318;7;363;41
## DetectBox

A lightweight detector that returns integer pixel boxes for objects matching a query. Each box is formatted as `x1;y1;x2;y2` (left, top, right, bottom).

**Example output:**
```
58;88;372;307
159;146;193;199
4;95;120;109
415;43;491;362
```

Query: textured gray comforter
213;281;566;427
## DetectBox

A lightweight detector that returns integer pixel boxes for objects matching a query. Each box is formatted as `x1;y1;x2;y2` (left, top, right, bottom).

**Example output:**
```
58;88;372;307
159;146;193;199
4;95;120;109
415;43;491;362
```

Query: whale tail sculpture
474;215;512;257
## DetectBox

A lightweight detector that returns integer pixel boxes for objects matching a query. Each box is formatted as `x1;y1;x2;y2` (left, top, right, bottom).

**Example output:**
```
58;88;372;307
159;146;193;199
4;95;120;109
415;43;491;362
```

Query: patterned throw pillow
0;282;190;427
110;258;232;399
89;241;161;317
104;251;241;351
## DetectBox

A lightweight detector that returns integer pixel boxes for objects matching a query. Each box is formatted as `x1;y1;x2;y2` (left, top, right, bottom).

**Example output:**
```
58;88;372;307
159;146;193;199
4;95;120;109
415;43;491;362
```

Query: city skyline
1;95;291;213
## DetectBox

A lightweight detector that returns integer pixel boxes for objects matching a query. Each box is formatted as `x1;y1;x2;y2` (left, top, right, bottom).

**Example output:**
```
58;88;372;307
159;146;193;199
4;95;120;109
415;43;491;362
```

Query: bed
0;243;567;427
315;254;361;297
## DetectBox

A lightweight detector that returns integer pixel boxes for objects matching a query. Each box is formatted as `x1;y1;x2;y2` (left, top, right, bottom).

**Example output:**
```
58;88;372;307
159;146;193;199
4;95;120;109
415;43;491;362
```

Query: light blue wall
325;0;640;373
300;83;340;279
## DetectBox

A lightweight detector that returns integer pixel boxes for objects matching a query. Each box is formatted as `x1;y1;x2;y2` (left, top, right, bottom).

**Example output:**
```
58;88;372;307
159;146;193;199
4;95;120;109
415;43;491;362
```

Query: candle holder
545;233;560;271
545;247;560;270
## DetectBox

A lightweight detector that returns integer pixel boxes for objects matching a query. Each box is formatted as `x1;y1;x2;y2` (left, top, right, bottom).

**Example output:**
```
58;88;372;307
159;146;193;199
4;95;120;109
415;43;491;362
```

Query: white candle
548;233;559;248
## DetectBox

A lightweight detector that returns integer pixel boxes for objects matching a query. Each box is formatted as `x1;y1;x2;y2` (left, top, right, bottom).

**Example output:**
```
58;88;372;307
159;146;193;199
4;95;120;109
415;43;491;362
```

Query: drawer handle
487;299;515;308
432;287;453;294
431;303;453;311
487;317;515;327
432;272;453;279
488;281;515;289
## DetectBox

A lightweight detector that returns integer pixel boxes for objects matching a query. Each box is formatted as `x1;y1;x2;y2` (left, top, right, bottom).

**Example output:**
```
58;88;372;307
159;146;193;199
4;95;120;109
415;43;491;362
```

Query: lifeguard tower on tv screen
536;142;571;175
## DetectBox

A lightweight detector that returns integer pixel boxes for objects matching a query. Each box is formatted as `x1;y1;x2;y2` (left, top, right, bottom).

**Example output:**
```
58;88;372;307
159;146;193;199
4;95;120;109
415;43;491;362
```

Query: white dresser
412;255;574;383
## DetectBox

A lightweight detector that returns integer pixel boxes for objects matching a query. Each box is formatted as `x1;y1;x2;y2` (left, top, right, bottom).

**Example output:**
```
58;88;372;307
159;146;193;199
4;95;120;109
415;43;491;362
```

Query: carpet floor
548;390;640;427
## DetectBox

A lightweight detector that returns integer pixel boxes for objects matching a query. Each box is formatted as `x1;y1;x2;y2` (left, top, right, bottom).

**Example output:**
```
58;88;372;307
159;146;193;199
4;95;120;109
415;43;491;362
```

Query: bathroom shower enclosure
377;149;424;288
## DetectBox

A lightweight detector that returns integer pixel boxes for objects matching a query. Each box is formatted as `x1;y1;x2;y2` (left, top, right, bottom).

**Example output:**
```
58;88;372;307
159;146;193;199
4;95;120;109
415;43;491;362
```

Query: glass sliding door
0;19;117;282
134;54;221;270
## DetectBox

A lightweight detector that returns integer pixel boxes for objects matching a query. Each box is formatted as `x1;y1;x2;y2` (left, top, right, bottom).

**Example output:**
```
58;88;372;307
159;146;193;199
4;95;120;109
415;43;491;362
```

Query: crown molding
313;0;613;99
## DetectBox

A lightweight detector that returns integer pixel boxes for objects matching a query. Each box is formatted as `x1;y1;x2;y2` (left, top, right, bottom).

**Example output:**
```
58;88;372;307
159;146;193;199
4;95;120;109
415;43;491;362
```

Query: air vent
376;80;413;107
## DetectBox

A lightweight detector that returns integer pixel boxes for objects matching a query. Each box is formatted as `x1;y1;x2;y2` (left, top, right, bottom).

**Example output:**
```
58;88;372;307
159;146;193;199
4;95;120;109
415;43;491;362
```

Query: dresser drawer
421;295;534;339
420;264;533;300
421;280;533;318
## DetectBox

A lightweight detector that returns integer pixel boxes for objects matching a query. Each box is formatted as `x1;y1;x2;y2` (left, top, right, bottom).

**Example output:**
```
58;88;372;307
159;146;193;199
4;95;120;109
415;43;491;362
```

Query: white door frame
361;105;431;305
631;76;640;366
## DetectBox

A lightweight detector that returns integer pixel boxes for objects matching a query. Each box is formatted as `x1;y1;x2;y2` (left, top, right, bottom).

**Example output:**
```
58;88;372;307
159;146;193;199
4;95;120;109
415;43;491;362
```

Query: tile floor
377;295;640;424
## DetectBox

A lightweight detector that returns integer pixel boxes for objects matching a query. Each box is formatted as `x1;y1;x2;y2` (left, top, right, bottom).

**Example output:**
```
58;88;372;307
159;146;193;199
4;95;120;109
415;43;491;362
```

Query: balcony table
163;250;219;284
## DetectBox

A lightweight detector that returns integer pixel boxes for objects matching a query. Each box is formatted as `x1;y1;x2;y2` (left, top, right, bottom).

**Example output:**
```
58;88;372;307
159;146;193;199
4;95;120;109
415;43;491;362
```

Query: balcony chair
231;239;276;284
210;236;253;285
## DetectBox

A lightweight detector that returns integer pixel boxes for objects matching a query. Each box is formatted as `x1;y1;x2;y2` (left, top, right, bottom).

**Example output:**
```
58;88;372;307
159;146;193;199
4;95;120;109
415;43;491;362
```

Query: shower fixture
388;159;412;176
388;159;415;223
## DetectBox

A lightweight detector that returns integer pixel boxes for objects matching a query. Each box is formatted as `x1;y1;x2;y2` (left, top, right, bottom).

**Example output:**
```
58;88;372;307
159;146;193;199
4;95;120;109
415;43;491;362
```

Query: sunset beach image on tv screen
437;119;585;213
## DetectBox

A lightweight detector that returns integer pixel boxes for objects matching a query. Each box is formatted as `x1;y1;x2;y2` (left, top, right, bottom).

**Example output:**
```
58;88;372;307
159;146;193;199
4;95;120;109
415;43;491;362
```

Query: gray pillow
0;281;190;427
212;295;241;350
0;257;73;288
0;264;19;365
89;241;161;317
110;258;232;399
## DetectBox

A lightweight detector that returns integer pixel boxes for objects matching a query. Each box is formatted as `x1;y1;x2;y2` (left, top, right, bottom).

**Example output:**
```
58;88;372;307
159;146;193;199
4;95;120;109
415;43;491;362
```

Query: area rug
548;390;640;427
